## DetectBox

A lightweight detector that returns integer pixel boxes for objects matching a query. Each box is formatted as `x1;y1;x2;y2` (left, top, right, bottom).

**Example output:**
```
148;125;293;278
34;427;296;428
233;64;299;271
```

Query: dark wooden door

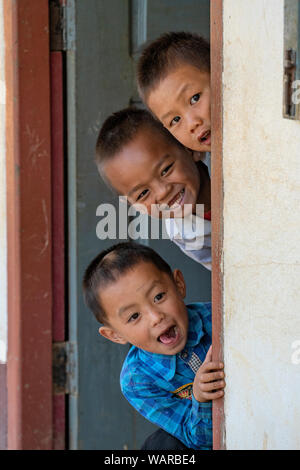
66;0;210;449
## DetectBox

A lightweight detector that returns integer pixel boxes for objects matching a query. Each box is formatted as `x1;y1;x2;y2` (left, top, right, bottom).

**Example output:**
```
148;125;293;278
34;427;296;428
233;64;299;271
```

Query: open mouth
198;130;211;145
167;189;185;209
158;325;179;345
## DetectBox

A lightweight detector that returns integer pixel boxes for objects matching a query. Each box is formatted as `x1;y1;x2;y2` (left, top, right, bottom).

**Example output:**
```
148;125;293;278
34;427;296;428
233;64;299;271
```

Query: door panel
67;0;210;450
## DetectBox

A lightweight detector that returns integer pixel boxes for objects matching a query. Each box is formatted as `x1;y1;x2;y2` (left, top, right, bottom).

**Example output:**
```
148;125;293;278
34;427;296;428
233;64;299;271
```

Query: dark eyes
154;292;165;302
170;116;180;127
136;189;149;201
169;93;201;126
161;163;174;176
128;293;165;322
136;164;173;201
190;93;200;105
128;312;139;322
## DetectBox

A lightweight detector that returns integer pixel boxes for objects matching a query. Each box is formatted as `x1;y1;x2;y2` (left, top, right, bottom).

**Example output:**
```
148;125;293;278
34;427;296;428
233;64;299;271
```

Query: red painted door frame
211;0;225;450
5;0;53;449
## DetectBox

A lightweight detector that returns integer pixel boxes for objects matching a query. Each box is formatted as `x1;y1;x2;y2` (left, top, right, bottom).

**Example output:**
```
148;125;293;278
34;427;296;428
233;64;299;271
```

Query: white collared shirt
164;215;212;270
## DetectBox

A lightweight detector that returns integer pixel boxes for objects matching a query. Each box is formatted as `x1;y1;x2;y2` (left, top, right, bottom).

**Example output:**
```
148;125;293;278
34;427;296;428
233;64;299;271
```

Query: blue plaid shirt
120;302;212;450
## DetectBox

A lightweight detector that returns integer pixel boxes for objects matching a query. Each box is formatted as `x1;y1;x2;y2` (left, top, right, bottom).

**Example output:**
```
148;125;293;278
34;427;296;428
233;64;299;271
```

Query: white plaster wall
0;0;7;364
223;0;300;449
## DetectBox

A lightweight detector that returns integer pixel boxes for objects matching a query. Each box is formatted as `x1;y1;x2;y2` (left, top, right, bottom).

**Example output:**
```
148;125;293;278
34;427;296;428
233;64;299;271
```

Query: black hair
137;31;210;101
95;106;184;187
82;241;173;324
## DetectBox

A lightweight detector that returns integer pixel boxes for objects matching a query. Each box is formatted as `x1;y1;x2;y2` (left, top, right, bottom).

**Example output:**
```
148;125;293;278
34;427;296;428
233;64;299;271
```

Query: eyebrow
127;154;171;198
118;303;139;318
137;279;161;297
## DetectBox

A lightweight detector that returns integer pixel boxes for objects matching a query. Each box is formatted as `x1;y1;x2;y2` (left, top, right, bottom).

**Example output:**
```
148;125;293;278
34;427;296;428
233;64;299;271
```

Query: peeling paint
40;199;49;256
25;125;48;166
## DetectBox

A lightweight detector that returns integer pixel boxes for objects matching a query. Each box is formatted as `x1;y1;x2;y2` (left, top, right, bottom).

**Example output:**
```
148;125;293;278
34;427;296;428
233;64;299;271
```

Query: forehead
99;261;171;313
102;128;181;194
148;64;210;115
159;63;210;93
119;261;168;291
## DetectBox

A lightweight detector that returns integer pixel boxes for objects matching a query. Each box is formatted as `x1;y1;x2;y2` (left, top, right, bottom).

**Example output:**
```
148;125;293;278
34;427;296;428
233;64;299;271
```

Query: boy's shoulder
187;301;212;320
186;302;212;338
120;343;175;388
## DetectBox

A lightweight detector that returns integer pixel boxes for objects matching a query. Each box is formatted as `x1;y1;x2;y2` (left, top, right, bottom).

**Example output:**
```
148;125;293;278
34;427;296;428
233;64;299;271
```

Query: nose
154;181;172;205
187;110;203;134
148;309;164;328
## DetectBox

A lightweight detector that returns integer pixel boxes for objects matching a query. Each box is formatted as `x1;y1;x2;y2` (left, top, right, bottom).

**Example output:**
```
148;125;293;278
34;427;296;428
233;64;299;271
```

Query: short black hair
82;241;173;324
137;31;210;101
95;107;184;186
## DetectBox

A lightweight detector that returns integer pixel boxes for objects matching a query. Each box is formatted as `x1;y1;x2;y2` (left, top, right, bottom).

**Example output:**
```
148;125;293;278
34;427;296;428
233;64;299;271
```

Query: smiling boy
83;242;225;450
96;107;212;269
137;32;211;154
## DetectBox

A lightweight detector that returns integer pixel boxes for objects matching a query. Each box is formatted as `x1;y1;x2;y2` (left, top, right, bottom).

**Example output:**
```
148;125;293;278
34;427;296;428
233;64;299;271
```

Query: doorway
66;0;211;449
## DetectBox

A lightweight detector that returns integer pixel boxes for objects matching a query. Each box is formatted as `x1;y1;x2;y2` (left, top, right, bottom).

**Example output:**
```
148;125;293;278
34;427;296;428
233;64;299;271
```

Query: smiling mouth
167;189;185;209
158;326;179;345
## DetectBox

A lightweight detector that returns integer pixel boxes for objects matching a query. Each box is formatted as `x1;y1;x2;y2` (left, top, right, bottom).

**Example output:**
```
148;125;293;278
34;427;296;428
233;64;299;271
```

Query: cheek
203;96;211;116
185;173;200;199
172;127;191;146
177;164;198;189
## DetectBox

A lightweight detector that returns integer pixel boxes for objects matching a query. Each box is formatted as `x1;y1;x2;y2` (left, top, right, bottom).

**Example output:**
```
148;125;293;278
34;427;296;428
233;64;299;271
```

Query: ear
172;269;186;299
98;326;128;345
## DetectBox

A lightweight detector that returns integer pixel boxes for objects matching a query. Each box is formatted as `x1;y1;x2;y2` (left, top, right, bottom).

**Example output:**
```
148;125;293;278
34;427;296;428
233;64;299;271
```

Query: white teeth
201;131;210;141
169;189;184;208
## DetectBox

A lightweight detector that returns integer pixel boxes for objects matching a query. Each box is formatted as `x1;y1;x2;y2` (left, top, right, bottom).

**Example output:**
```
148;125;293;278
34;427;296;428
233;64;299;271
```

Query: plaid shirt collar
138;304;206;381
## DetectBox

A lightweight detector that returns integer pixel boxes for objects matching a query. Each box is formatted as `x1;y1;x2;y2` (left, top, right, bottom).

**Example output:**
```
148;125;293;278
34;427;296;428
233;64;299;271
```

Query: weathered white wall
0;0;7;364
223;0;300;449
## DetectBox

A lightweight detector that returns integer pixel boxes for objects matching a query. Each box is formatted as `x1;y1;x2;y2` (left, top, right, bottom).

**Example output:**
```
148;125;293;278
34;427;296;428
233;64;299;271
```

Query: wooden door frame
4;0;53;449
211;0;225;450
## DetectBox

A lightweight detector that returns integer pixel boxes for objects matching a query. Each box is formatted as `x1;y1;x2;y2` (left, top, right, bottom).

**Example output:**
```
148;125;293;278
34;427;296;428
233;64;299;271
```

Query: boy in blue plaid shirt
83;242;225;450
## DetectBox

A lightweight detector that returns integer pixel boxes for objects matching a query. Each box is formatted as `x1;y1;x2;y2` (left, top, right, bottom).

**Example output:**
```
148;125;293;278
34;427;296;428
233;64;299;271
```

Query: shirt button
181;350;188;359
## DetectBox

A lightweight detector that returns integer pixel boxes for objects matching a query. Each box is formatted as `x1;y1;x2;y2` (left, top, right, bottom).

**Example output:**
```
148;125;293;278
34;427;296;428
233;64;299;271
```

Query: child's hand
193;345;225;403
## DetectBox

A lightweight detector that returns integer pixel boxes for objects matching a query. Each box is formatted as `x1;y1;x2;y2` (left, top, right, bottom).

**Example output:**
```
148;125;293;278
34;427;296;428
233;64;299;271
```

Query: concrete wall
0;0;7;365
223;0;300;449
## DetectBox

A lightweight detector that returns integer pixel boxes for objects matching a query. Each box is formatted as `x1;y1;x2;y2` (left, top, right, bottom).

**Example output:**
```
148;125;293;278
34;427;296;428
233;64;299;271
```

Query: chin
197;146;210;154
202;143;211;152
191;142;210;153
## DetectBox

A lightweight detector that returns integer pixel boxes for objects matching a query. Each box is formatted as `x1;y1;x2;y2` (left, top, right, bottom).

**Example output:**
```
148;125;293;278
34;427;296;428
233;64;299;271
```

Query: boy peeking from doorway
95;107;211;270
95;32;212;270
137;32;211;159
83;242;225;450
